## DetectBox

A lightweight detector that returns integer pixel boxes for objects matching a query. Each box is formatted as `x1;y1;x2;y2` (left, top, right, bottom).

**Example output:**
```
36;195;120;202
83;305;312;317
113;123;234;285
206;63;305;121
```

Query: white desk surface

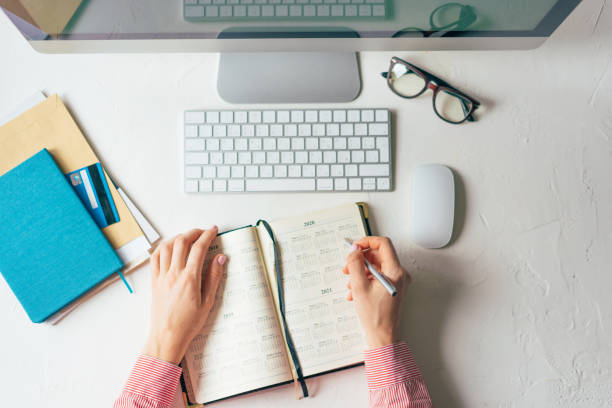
1;0;611;406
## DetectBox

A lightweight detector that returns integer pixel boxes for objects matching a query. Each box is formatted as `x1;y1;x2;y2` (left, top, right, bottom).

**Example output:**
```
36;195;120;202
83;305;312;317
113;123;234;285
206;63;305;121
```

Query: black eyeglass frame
382;56;481;124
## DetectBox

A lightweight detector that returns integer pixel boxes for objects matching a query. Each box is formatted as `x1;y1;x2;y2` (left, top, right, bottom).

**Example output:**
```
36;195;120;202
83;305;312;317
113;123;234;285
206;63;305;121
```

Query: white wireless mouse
410;164;455;249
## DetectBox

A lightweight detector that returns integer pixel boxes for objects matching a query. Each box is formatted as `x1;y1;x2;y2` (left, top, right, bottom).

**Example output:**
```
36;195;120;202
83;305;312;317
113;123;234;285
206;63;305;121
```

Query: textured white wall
0;0;610;407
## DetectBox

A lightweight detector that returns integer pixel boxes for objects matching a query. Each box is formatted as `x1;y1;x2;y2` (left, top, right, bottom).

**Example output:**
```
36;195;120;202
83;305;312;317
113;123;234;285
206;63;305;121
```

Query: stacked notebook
0;93;160;323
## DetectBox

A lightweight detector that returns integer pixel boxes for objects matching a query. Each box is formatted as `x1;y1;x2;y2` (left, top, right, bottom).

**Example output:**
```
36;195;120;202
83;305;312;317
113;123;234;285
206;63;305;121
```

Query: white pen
344;238;398;297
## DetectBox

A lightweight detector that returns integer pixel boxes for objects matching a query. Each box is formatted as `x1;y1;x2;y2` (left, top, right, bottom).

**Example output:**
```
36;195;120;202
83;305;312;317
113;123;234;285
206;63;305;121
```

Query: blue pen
344;238;398;297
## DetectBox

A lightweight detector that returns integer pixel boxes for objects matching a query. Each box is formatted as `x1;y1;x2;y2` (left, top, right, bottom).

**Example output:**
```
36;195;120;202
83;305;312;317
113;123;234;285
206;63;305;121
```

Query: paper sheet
258;203;367;377
182;227;292;404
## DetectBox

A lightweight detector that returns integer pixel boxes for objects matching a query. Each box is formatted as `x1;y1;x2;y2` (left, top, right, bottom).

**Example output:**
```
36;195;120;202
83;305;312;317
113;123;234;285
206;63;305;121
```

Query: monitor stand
217;52;362;104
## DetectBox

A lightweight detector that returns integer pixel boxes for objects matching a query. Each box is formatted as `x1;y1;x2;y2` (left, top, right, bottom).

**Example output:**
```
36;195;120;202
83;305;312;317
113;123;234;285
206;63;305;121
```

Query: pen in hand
344;238;398;297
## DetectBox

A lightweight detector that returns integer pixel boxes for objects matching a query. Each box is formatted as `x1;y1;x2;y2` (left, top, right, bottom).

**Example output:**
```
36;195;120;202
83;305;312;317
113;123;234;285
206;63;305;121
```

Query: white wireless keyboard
184;108;392;193
183;0;389;21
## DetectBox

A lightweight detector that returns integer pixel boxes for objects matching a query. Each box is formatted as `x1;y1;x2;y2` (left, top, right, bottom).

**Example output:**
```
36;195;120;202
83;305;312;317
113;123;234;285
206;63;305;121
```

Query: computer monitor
1;0;582;103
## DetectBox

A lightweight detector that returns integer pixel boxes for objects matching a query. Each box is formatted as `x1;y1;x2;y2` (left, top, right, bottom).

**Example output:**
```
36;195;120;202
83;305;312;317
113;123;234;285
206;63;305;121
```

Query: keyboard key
185;125;198;138
225;152;238;164
352;150;365;163
235;111;248;123
185;166;202;178
359;164;389;177
246;179;315;192
249;111;262;123
260;165;273;178
347;110;360;122
231;165;245;178
256;124;269;137
335;178;348;191
292;138;305;150
378;177;391;190
185;152;209;165
331;164;344;177
323;151;337;163
281;151;294;164
202;166;216;178
185;139;205;151
309;151;322;163
291;110;304;123
221;111;234;123
277;110;290;123
199;179;213;192
369;123;388;136
305;110;318;122
207;111;220;123
320;110;332;122
340;123;353;136
185;111;205;124
363;178;377;190
348;137;360;149
375;109;389;122
338;151;351;163
270;124;283;137
349;178;362;190
278;138;291;150
320;138;333;150
317;165;330;177
267;151;280;164
366;150;379;163
253;151;266;164
295;151;308;163
217;166;230;178
274;165;287;178
221;139;234;151
362;110;375;122
288;165;301;177
199;124;213;137
228;179;245;192
246;166;259;178
214;180;227;192
317;178;334;191
263;110;276;123
345;164;358;177
303;165;315;177
185;179;199;192
333;110;346;123
362;137;375;149
376;137;390;162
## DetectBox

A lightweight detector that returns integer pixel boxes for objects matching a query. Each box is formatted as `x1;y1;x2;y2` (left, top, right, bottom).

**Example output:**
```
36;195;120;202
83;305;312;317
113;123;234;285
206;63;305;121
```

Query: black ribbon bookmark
257;220;309;399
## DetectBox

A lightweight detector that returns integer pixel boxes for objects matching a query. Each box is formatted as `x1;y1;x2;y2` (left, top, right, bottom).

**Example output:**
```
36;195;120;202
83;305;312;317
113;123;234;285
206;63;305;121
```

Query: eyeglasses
382;57;480;124
392;3;477;38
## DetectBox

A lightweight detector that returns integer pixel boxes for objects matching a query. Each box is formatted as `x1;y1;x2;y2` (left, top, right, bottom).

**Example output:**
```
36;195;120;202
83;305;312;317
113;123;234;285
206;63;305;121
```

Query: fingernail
209;225;218;230
350;244;359;253
218;255;227;265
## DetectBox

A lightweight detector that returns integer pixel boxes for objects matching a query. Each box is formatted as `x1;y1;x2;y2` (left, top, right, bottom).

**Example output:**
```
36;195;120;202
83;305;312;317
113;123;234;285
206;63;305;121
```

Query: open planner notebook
181;203;371;404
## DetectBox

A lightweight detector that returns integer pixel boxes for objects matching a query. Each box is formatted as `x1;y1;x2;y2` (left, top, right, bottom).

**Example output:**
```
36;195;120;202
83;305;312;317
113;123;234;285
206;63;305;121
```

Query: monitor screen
1;0;580;42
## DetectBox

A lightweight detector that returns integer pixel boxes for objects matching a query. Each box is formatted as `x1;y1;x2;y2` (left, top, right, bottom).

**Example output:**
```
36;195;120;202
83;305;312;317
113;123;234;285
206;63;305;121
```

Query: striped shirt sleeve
114;355;182;408
364;342;433;408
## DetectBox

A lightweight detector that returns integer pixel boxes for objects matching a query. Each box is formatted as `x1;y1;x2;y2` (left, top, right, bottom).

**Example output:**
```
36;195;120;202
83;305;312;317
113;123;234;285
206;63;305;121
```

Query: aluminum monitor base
217;52;361;104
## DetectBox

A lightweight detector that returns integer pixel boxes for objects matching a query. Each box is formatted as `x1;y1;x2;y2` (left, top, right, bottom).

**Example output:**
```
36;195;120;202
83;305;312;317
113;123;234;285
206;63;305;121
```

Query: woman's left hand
143;227;226;364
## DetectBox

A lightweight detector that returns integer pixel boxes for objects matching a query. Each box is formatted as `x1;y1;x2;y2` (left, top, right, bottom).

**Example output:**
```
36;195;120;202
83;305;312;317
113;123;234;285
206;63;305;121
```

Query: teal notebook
0;149;124;323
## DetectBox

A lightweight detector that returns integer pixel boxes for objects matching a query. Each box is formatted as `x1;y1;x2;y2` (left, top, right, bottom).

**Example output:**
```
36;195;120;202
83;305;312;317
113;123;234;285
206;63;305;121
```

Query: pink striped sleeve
364;342;432;408
114;355;183;408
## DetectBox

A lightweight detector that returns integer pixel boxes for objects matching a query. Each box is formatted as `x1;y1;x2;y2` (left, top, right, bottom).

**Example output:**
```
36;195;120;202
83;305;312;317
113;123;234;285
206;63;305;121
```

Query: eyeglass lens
435;89;473;123
388;63;427;97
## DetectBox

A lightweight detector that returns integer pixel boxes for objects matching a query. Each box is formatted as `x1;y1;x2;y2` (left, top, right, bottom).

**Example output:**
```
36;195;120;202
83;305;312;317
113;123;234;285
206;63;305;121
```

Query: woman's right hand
343;236;409;349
